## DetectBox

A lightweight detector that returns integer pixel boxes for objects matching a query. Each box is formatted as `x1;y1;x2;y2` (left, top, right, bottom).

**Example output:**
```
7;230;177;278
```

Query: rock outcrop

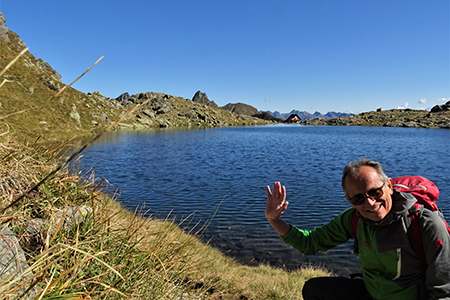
0;12;9;43
116;92;131;104
111;91;276;129
192;90;218;108
221;102;260;115
431;101;450;113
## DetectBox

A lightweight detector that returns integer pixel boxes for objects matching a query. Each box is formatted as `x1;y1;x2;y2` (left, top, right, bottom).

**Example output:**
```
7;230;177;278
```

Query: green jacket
281;191;450;300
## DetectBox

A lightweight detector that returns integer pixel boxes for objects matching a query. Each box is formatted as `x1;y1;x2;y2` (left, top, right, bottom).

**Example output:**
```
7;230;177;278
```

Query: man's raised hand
265;182;290;235
266;181;289;218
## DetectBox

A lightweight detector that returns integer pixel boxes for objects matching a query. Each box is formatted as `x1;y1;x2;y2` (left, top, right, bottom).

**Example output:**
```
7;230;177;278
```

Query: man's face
345;166;393;222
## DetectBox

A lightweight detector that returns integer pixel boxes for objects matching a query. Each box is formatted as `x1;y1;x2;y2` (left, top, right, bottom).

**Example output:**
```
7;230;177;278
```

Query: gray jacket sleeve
421;209;450;300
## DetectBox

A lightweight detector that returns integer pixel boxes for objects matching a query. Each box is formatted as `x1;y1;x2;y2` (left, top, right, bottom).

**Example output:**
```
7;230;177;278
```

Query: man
265;158;450;300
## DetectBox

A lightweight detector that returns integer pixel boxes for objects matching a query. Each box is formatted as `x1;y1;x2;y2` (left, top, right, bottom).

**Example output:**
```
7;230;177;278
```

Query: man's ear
346;198;355;208
343;190;350;201
386;178;394;194
344;192;354;207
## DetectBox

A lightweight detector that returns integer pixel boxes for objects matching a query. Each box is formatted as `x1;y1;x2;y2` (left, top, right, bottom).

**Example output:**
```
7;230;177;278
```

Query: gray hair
341;158;389;197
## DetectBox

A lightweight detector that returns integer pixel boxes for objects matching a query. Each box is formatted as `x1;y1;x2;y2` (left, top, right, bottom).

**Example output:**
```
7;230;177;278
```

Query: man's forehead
346;167;382;186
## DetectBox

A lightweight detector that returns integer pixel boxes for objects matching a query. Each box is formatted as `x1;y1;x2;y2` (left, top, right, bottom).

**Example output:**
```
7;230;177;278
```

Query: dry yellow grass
0;130;331;299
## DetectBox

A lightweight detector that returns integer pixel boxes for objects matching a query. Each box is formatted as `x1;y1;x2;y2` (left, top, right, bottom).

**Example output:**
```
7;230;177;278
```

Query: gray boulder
0;225;36;298
52;206;93;233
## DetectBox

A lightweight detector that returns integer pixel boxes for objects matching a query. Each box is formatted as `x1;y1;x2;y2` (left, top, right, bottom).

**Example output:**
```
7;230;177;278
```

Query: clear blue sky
1;0;449;114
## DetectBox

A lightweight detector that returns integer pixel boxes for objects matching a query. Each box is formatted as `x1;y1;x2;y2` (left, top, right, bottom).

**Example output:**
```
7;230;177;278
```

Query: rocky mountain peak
192;90;218;108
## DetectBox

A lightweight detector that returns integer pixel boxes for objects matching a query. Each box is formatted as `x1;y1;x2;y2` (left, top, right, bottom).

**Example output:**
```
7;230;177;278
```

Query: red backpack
351;176;450;260
392;176;440;211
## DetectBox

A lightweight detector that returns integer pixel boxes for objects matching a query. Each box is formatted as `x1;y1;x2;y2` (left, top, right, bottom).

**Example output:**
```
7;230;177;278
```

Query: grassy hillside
0;31;116;142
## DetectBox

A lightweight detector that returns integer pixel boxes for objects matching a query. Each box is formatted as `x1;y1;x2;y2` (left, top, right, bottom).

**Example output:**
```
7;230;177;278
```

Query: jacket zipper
393;248;402;280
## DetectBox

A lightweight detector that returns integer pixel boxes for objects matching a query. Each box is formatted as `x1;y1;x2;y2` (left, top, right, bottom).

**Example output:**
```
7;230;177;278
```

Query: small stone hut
284;114;302;124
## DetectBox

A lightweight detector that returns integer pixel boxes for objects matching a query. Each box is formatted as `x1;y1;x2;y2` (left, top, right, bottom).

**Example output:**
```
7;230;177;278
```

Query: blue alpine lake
75;125;450;274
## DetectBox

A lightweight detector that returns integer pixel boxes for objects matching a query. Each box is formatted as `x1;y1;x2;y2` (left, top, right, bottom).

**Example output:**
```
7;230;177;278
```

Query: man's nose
364;195;378;205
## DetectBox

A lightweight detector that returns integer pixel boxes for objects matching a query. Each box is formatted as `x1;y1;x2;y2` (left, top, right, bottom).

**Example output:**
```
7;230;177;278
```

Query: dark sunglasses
348;182;386;206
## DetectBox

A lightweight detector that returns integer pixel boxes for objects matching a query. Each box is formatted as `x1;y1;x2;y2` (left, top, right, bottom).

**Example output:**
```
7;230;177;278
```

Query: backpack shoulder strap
407;203;426;262
408;203;450;262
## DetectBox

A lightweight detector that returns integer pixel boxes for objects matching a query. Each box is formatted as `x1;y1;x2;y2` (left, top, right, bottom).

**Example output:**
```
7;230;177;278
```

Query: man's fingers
266;185;272;197
274;182;286;199
267;182;285;200
273;181;282;197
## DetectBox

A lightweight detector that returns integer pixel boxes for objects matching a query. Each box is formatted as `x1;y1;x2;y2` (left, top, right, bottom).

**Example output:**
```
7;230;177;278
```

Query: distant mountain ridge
263;110;354;120
189;91;354;121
